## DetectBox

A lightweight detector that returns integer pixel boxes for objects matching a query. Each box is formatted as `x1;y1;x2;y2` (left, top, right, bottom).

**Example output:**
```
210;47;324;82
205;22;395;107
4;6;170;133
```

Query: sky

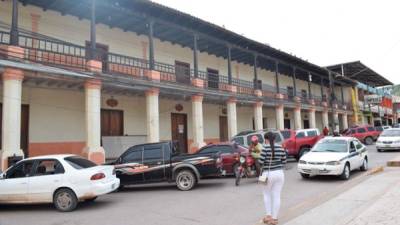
152;0;400;85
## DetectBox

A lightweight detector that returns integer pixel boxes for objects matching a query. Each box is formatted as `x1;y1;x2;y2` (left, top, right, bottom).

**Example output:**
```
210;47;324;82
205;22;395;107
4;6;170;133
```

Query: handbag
258;149;273;184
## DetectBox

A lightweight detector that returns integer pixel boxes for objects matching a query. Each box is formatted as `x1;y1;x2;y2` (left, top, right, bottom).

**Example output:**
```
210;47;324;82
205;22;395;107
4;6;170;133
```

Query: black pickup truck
110;141;222;191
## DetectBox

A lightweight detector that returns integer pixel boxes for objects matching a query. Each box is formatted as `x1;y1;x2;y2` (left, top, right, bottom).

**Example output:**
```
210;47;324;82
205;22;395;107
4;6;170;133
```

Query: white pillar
294;106;302;130
146;88;160;143
333;111;339;132
190;94;205;152
322;109;329;129
254;101;263;130
227;98;237;139
83;79;105;164
276;104;284;130
342;113;349;130
0;68;24;171
308;108;316;128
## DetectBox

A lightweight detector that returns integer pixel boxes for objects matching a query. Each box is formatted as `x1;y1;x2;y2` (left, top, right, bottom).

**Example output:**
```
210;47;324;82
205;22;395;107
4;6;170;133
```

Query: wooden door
175;61;191;84
101;109;124;136
85;41;109;72
303;120;310;129
219;116;228;142
0;104;29;157
171;113;188;153
207;68;219;89
284;119;291;129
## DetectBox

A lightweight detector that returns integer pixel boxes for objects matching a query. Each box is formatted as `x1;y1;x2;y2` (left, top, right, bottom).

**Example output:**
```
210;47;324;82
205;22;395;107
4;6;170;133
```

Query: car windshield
380;130;400;137
64;156;97;169
312;139;348;153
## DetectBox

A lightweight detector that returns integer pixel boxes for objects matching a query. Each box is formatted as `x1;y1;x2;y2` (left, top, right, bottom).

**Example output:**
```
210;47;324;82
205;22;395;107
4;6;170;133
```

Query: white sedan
0;154;120;212
298;137;368;180
376;128;400;152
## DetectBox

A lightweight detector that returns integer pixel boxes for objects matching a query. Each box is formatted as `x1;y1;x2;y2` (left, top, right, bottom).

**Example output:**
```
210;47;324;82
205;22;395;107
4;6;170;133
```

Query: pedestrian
249;135;262;175
323;126;329;136
259;131;287;225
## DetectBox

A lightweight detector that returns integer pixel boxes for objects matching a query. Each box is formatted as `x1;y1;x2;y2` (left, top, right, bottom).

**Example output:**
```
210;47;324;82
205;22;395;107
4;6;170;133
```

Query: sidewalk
283;167;400;225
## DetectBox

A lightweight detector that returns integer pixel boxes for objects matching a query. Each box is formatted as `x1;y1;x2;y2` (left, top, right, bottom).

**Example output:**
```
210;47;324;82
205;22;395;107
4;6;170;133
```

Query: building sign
364;95;382;105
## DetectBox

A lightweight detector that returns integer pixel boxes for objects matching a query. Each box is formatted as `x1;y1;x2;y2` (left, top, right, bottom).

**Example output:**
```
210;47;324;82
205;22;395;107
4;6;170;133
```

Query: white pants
262;169;284;219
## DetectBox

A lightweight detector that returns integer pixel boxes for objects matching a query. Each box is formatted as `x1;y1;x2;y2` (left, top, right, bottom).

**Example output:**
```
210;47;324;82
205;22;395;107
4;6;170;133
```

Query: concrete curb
387;156;400;167
367;166;384;175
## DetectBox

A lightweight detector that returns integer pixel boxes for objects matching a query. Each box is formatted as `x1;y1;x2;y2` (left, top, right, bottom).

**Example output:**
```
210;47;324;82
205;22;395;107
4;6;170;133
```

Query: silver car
231;129;284;148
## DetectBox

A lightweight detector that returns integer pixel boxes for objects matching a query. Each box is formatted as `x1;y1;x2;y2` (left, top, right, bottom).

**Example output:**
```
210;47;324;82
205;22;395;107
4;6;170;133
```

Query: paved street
1;145;399;225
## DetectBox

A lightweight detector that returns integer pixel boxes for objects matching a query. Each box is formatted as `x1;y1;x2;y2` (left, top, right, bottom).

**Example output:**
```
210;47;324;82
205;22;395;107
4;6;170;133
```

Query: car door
348;141;359;170
143;143;166;182
216;145;235;174
0;160;34;203
117;146;145;184
295;131;306;150
354;140;366;167
28;159;65;203
356;128;367;141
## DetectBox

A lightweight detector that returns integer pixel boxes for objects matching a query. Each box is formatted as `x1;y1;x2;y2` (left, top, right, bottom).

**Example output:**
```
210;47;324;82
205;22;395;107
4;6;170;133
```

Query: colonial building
0;0;355;169
327;61;393;126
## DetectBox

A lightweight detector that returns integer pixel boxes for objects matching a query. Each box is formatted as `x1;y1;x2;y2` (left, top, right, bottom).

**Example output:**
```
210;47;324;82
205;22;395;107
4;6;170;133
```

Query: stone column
293;97;302;130
275;94;284;130
83;79;105;164
145;88;160;143
254;101;263;130
0;68;24;171
342;113;349;130
190;94;205;152
227;97;237;139
333;111;340;132
322;102;329;129
308;108;316;129
294;106;302;130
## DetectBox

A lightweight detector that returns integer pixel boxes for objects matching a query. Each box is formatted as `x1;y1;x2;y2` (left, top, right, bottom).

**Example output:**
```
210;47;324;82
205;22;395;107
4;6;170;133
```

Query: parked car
280;128;323;160
342;125;378;145
196;143;248;175
232;129;284;148
376;128;400;152
298;137;368;180
0;154;119;212
110;141;222;191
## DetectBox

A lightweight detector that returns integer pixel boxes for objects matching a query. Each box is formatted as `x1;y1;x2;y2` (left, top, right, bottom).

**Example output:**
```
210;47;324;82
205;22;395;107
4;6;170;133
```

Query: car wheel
84;197;98;202
340;164;351;180
365;137;374;145
377;148;383;152
176;170;196;191
360;158;368;171
53;188;78;212
300;173;310;179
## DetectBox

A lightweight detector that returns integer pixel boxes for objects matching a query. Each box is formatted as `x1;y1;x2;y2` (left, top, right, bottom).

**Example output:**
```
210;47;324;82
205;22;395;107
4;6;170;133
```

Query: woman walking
259;131;287;225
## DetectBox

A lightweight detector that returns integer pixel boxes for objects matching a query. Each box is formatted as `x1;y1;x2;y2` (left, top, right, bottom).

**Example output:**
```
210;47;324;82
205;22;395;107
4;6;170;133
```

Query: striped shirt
259;144;287;171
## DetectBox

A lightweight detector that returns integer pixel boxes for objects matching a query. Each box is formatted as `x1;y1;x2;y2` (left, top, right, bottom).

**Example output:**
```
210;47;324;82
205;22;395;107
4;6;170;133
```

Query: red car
280;129;323;160
196;143;248;175
342;125;379;145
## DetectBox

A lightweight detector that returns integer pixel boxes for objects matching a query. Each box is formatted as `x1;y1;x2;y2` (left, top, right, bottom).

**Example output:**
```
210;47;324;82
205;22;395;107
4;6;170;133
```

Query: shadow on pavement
119;179;226;193
0;200;114;212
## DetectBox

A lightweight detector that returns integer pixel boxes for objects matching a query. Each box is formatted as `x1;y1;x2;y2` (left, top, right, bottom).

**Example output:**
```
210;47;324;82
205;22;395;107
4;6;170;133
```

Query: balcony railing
0;30;353;109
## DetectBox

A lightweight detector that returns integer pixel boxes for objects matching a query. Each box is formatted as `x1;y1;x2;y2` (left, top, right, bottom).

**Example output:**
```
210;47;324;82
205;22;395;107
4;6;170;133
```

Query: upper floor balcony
0;0;354;111
0;28;353;110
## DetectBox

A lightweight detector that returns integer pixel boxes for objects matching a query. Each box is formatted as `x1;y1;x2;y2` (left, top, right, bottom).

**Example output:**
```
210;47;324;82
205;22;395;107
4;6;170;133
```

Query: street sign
365;95;382;105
